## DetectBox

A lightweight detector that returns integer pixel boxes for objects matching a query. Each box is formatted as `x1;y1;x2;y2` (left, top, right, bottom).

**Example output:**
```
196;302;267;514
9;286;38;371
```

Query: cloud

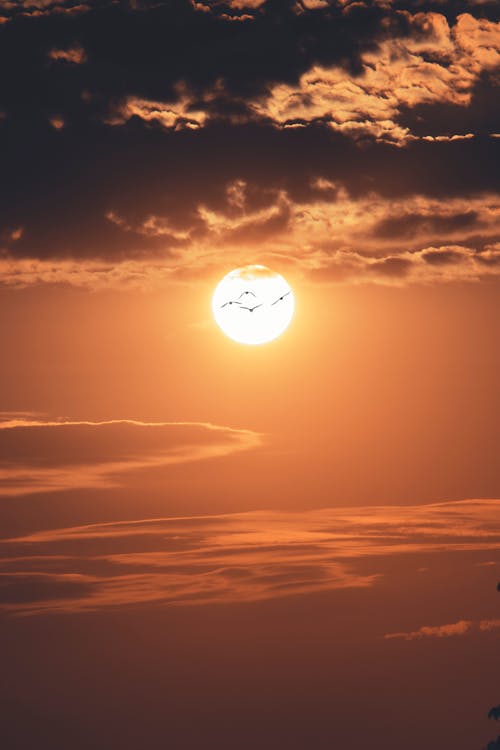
0;418;261;497
48;115;65;130
385;620;474;639
0;0;92;21
2;243;498;291
48;44;87;64
104;210;192;242
2;498;500;614
0;1;497;280
90;12;500;145
479;619;500;631
106;89;209;131
307;243;500;286
251;13;500;144
1;182;498;289
190;0;266;17
385;618;500;640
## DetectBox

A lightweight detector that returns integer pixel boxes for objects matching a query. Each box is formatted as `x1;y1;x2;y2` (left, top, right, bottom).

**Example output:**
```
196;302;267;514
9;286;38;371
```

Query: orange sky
1;1;500;748
0;277;498;510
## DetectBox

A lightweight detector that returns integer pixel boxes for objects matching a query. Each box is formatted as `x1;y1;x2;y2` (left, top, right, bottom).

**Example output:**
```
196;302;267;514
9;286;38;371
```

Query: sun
212;265;295;345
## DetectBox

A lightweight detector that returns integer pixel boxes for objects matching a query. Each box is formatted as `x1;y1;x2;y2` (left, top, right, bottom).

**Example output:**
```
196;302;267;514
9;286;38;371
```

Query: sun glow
212;265;295;345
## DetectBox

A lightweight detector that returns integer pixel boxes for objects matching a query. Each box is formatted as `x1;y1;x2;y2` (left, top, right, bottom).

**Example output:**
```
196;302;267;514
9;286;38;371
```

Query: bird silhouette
240;304;262;312
238;290;257;299
271;291;291;305
220;300;241;308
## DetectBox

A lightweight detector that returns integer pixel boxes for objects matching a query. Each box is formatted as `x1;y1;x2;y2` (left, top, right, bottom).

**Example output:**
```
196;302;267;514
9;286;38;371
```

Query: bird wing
238;291;256;298
271;291;290;305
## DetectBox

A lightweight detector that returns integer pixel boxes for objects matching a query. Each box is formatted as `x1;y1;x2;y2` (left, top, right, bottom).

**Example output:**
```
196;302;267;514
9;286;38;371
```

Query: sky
0;1;499;748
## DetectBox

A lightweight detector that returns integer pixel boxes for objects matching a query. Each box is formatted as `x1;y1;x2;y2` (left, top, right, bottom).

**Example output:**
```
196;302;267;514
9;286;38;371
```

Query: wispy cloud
2;499;500;615
386;620;474;640
0;417;261;497
385;618;500;640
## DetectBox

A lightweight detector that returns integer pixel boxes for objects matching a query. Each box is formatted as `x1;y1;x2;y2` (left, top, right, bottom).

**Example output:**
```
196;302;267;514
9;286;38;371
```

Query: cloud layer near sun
1;182;498;289
0;1;498;288
0;417;261;496
2;498;500;614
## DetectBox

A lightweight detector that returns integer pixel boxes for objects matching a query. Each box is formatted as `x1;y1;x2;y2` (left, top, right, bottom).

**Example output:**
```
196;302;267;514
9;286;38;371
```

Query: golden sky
0;1;499;748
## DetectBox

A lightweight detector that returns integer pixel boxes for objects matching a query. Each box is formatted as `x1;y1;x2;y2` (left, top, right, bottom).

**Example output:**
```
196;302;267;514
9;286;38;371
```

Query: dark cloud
0;124;498;264
0;0;497;275
0;0;386;108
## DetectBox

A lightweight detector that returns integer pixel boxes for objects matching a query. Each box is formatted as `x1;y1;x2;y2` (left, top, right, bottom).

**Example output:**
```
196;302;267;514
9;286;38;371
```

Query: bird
238;290;257;299
271;291;291;305
240;304;262;313
488;707;500;721
220;300;241;308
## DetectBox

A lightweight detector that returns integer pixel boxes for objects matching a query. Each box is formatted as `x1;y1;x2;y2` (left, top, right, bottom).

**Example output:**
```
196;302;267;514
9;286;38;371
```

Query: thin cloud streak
2;499;500;615
385;618;500;640
0;418;262;497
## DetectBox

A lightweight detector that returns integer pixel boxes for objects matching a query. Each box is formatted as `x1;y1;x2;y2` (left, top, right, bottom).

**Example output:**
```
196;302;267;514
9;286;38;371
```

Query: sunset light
1;2;499;750
212;265;295;345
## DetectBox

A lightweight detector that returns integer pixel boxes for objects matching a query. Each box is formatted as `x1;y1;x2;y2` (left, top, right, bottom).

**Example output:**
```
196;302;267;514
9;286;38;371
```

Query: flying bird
240;304;263;313
220;300;241;308
238;290;257;299
271;291;291;306
489;707;500;721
